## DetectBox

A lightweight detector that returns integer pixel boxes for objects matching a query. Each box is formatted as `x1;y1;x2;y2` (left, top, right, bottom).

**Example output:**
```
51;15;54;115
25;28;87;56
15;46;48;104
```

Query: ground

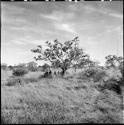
1;69;123;124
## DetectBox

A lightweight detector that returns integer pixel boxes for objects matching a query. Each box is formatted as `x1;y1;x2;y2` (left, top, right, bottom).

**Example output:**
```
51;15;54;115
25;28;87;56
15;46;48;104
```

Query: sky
1;1;123;66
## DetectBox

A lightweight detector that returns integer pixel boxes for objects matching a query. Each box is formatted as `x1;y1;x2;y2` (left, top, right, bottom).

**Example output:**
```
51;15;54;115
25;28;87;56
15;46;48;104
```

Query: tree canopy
31;37;90;75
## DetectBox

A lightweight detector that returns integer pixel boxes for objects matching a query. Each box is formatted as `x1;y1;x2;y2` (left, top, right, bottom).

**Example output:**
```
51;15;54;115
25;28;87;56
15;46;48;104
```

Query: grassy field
1;68;123;124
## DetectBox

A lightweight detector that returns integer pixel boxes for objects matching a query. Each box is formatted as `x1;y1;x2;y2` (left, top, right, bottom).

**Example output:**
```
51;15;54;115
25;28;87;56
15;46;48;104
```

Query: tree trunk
61;67;67;77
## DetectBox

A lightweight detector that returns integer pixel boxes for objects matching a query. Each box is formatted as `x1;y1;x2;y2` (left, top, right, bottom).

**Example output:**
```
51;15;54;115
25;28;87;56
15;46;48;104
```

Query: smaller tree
105;55;123;86
105;55;123;68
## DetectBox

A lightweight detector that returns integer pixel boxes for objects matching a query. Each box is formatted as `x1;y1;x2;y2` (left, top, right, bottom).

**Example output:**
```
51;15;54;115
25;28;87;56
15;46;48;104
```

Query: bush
96;78;122;95
93;70;108;82
84;67;98;78
13;68;28;76
84;67;108;82
6;78;22;86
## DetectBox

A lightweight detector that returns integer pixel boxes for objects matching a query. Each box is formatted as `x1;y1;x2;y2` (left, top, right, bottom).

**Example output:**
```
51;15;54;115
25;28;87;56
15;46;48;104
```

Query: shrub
96;78;122;95
84;67;98;78
6;78;22;86
13;68;28;76
84;67;108;82
93;70;108;82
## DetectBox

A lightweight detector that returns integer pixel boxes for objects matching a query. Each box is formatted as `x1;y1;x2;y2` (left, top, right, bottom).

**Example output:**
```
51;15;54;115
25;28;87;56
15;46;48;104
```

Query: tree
31;37;89;76
27;61;38;71
105;55;123;68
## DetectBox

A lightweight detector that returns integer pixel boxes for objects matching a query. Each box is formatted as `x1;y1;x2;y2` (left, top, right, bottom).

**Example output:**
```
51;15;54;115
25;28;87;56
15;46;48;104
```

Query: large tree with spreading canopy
31;37;90;76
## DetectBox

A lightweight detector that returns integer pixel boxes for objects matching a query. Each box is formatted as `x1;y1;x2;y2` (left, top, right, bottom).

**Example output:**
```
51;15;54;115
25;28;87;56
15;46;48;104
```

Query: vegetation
27;61;38;72
13;68;28;76
1;73;123;124
1;37;123;124
105;55;123;69
84;67;108;82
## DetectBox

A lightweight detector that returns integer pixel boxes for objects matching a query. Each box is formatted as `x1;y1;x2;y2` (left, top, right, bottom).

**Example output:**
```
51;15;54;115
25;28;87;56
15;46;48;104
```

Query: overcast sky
1;1;123;66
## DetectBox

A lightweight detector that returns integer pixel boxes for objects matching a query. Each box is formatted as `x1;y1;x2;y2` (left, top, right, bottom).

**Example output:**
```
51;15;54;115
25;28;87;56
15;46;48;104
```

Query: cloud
12;37;47;46
40;11;76;34
13;40;27;45
54;23;76;34
41;13;61;22
40;11;74;22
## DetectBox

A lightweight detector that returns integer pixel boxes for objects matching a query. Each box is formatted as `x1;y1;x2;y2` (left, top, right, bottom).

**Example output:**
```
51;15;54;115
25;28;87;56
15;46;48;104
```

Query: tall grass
1;68;123;123
1;77;123;124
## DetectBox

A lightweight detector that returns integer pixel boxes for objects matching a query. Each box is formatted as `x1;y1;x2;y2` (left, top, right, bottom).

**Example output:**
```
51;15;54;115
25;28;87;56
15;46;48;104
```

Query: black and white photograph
1;0;123;124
